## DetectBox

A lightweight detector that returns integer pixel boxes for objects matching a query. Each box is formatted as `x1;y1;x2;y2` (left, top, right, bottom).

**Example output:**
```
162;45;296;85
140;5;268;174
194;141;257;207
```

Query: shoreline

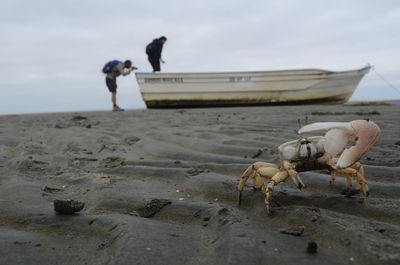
1;99;399;117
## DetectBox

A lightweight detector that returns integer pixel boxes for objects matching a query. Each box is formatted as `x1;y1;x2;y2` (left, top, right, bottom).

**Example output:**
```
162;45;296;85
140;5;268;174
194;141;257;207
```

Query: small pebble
306;241;318;254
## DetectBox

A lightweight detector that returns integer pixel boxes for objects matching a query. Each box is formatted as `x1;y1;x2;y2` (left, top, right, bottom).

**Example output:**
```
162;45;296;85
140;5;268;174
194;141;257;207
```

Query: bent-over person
104;60;137;112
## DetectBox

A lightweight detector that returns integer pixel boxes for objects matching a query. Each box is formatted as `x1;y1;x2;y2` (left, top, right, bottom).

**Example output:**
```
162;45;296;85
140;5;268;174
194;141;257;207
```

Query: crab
237;119;381;213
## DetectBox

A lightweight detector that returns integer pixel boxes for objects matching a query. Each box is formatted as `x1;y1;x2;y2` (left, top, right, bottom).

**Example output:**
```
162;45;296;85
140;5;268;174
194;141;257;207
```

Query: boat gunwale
135;65;371;78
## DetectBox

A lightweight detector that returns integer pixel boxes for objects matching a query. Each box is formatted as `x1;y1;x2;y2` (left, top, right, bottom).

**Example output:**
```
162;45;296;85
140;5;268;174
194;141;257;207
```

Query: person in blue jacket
105;60;137;111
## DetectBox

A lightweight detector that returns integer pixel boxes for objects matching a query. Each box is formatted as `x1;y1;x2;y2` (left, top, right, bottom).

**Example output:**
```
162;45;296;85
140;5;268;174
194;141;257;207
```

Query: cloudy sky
1;0;399;114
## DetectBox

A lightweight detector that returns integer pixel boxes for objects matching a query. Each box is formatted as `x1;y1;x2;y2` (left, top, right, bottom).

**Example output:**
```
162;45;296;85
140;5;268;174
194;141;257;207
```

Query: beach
0;102;399;265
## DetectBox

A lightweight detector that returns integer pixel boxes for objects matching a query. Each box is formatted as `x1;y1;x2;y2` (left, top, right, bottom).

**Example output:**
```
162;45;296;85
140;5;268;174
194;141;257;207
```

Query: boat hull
135;66;371;108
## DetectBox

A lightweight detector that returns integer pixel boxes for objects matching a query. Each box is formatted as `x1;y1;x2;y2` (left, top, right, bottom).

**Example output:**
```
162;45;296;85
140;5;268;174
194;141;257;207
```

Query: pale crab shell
278;136;325;161
298;120;380;168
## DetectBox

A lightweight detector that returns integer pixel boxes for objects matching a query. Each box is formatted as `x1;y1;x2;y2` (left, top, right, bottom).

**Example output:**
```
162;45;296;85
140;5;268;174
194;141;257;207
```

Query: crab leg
350;162;369;197
288;170;306;189
334;167;356;188
238;162;278;206
265;171;289;213
329;169;337;185
333;165;369;197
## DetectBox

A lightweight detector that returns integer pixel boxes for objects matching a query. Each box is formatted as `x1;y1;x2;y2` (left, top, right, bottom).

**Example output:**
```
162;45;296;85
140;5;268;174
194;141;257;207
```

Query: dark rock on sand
98;156;125;168
123;136;141;145
54;200;85;214
43;186;63;193
71;116;88;121
136;199;172;218
279;226;305;236
55;115;98;129
306;241;318;254
251;149;263;158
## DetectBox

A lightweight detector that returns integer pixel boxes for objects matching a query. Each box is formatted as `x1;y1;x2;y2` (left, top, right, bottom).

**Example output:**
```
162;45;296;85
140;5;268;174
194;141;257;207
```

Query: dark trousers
106;78;117;92
148;54;160;72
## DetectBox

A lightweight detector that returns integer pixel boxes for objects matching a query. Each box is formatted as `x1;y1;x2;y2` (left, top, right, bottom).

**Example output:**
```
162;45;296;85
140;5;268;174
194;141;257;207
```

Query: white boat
135;65;371;108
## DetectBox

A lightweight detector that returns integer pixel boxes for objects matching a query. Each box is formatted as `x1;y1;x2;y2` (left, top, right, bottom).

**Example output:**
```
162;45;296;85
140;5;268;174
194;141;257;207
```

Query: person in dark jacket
146;36;167;72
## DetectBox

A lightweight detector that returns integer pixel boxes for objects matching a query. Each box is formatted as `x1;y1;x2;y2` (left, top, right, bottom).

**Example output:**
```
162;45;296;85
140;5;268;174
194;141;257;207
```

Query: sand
0;102;399;265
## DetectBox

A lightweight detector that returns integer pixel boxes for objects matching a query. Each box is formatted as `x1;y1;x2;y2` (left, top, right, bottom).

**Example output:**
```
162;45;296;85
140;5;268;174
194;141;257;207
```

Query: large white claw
324;129;352;158
298;122;354;135
299;120;380;169
299;122;356;161
336;120;380;168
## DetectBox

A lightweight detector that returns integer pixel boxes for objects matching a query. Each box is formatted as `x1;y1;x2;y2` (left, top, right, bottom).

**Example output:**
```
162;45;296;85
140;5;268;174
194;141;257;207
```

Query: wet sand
0;101;399;265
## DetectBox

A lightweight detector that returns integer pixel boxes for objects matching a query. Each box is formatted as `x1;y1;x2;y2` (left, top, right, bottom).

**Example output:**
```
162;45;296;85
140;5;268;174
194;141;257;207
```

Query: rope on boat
371;67;400;96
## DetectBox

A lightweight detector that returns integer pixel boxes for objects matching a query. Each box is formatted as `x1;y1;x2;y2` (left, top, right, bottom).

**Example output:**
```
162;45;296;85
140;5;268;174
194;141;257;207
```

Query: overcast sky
1;0;399;114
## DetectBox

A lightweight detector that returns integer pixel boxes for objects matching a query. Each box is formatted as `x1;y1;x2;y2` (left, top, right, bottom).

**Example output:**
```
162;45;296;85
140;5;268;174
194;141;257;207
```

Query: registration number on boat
144;78;184;83
229;76;252;82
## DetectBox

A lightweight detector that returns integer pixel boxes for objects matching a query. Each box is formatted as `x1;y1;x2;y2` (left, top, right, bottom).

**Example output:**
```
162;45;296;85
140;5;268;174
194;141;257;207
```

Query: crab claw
299;120;380;168
299;122;356;160
336;120;380;168
298;122;354;135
